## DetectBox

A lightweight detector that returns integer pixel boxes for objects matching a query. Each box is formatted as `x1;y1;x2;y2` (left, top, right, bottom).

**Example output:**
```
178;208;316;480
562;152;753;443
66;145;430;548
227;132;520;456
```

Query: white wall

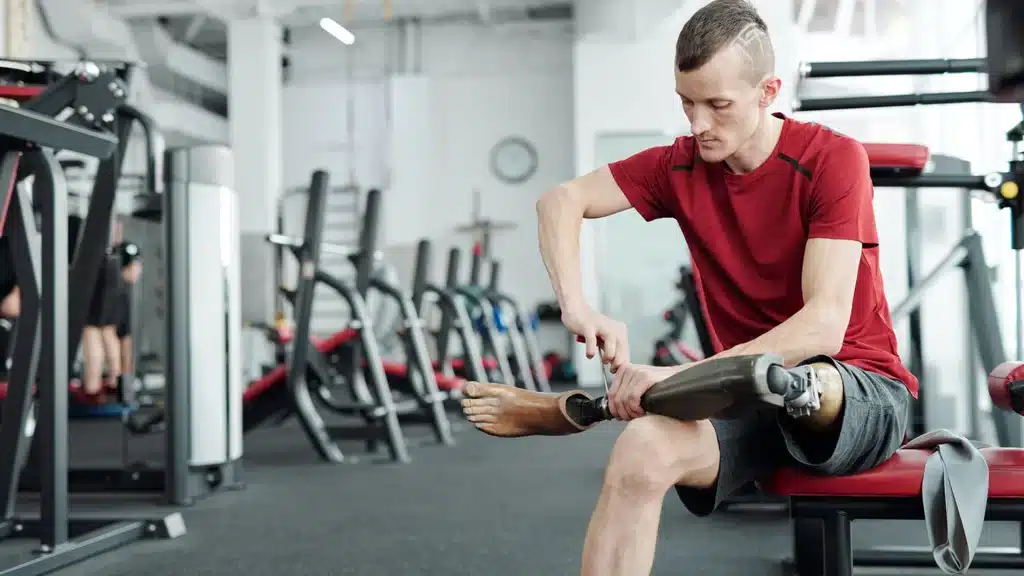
282;20;574;309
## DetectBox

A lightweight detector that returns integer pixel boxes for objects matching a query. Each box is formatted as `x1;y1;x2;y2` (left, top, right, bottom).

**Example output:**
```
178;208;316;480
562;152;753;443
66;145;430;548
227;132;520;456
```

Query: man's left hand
608;364;684;421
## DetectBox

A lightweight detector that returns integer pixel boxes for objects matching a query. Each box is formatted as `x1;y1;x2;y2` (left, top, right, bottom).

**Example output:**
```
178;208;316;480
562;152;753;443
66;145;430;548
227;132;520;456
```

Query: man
461;1;917;574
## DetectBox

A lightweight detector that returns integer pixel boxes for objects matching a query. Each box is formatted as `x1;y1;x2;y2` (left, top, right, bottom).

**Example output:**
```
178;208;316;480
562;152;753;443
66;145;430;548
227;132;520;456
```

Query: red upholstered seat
862;143;929;173
765;447;1024;498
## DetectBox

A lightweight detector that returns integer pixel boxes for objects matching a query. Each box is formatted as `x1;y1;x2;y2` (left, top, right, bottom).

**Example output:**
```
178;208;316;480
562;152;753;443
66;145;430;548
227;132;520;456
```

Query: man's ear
760;76;781;108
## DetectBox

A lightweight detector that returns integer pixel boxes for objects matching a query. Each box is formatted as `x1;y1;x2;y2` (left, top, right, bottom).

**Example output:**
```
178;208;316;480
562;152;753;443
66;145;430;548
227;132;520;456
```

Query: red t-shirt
608;113;918;398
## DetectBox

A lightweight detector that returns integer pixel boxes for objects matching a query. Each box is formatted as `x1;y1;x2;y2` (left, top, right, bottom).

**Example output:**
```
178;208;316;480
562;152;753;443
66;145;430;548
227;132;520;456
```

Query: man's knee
605;417;719;497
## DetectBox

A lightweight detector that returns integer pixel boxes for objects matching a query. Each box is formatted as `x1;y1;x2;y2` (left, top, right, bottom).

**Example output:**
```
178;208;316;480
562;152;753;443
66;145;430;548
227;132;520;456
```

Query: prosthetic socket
561;355;825;429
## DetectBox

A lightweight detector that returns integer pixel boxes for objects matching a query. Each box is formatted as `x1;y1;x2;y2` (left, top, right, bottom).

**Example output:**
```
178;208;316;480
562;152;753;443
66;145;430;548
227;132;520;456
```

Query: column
228;17;282;323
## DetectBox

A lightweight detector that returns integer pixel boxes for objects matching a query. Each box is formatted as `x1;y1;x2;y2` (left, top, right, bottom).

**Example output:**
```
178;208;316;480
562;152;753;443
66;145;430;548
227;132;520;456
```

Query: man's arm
535;166;633;313
713;238;861;366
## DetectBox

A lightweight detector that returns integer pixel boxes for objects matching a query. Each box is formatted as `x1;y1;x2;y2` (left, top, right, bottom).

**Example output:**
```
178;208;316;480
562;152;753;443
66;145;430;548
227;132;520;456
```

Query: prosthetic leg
463;354;842;437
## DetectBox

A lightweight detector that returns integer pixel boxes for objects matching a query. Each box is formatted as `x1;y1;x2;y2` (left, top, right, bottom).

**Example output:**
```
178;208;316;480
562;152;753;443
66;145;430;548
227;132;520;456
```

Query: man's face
675;44;775;163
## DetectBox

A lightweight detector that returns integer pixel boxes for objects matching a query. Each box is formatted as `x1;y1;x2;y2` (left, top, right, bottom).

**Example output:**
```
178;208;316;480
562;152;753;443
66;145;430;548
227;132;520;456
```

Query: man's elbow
537;184;582;218
815;308;849;356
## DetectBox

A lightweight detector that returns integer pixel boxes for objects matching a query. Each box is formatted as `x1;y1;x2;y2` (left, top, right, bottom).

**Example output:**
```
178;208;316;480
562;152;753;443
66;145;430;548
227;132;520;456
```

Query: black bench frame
786;496;1024;575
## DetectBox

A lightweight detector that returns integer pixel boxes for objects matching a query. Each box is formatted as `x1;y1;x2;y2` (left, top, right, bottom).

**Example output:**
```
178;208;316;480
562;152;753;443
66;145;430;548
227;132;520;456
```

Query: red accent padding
765;447;1024;498
989;362;1024;413
863;143;929;173
244;329;359;401
0;85;45;100
243;328;465;401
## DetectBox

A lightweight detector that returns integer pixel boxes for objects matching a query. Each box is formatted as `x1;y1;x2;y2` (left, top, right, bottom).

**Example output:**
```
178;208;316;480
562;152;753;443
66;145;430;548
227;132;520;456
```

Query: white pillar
228;17;282;323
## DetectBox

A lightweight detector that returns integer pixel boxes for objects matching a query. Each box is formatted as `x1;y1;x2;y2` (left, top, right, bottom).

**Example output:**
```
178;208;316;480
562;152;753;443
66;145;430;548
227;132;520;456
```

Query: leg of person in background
80;265;112;400
81;325;106;397
101;325;122;392
117;249;142;390
0;287;19;318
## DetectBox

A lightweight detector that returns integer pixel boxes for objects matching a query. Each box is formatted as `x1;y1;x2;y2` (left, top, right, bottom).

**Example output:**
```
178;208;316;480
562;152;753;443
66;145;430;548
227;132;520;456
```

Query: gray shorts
675;355;911;517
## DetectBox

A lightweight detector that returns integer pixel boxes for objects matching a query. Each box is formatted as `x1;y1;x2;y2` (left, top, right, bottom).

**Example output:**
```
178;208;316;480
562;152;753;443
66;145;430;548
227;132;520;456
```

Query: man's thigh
780;355;911;476
674;408;790;517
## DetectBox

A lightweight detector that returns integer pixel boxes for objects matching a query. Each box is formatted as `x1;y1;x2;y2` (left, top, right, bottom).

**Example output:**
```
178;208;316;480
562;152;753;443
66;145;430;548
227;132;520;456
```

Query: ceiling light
319;17;355;45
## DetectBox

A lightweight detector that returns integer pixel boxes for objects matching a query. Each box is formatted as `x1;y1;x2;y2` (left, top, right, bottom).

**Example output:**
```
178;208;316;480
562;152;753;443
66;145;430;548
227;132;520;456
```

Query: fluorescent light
319;17;355;45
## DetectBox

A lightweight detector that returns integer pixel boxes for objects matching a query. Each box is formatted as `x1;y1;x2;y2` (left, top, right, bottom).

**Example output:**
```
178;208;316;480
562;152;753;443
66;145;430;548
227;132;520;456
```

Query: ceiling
98;0;573;60
99;0;572;26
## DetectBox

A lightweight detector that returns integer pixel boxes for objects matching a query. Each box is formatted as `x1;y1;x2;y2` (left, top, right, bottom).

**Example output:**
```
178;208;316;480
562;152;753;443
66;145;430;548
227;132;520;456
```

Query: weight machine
796;56;1024;447
0;60;184;575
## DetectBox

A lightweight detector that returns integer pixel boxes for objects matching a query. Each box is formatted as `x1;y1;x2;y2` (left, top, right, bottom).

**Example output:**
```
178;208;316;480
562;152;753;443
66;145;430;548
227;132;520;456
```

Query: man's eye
711;102;731;110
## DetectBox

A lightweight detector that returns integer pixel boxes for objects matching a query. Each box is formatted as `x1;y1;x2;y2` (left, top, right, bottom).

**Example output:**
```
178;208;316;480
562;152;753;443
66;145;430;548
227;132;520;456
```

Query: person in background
79;241;141;401
114;241;142;381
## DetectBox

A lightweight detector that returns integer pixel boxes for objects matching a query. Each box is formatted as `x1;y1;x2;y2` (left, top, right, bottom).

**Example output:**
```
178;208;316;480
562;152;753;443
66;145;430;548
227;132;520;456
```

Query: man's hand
561;306;630;372
608;364;681;421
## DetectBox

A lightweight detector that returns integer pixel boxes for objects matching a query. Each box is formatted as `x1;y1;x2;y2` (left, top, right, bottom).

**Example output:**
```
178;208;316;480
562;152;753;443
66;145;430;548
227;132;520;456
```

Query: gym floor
2;415;1020;575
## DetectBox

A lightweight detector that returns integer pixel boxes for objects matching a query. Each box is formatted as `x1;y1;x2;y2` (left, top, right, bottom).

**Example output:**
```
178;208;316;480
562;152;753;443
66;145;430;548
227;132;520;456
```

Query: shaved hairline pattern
729;22;774;83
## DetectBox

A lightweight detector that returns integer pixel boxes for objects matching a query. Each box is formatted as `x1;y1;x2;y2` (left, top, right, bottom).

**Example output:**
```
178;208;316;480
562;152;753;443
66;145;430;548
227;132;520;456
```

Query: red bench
245;328;465;403
764;362;1024;575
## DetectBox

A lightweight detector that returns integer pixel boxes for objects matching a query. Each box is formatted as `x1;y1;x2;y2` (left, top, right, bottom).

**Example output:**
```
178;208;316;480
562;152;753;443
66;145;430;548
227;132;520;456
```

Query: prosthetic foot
460;381;599;437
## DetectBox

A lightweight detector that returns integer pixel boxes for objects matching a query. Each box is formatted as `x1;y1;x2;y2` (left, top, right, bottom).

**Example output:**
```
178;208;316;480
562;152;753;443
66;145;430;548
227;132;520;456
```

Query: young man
461;1;916;574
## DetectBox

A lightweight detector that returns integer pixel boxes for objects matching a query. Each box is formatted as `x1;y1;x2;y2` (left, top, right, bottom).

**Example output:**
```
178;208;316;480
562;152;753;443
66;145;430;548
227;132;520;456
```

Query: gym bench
766;362;1024;575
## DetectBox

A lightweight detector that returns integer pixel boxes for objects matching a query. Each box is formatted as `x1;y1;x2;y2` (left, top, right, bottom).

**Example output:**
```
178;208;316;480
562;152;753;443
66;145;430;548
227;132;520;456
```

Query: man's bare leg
81;326;105;395
120;335;133;378
101;326;121;390
0;287;19;318
581;417;719;576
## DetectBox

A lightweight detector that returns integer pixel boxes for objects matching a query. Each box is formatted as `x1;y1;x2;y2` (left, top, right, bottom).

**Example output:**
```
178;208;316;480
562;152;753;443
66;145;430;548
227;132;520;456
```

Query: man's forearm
537;187;586;313
713;305;844;367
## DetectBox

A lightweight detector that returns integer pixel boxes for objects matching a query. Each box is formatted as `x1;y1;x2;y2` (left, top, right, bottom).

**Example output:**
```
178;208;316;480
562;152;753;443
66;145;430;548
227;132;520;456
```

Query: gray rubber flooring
0;416;1020;575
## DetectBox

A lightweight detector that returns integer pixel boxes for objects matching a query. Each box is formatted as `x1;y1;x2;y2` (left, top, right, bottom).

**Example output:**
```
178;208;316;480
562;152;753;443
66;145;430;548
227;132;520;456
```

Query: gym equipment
251;174;455;463
651;266;709;367
769;48;1024;573
430;246;499;383
412;241;490;385
21;139;242;500
770;362;1024;575
0;59;184;575
329;188;455;444
458;249;515;385
797;108;1021;448
485;260;552;393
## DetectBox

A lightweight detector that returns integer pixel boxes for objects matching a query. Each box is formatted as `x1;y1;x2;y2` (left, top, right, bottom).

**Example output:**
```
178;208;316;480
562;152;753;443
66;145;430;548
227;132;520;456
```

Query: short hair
675;0;775;85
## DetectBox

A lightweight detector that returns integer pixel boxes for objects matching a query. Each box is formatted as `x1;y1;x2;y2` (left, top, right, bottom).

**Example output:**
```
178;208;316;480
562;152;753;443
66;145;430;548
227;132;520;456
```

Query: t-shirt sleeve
607;144;677;222
808;138;879;246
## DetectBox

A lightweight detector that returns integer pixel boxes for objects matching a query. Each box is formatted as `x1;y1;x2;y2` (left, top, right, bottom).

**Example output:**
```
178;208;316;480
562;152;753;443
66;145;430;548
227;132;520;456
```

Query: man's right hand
561;306;630;372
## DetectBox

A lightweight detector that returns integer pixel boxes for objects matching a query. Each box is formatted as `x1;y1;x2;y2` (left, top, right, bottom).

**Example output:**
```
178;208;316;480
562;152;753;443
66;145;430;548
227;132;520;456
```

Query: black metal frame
0;85;184;573
13;90;202;505
457;251;514;384
429;247;489;384
484;260;551;393
341;189;453;449
787;497;1024;575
